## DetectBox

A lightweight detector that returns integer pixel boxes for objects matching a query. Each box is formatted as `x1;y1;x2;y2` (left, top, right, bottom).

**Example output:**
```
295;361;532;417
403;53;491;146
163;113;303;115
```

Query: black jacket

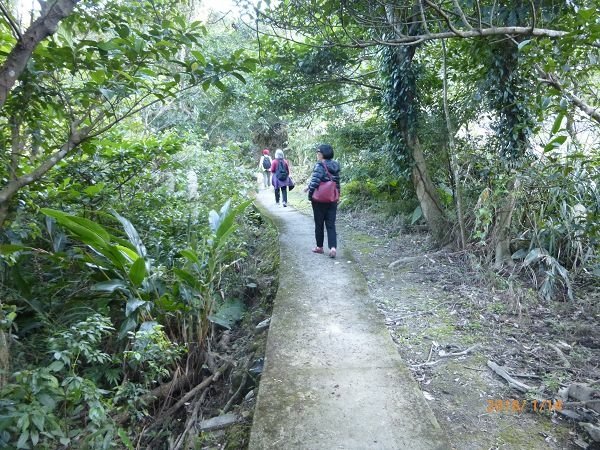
308;159;341;201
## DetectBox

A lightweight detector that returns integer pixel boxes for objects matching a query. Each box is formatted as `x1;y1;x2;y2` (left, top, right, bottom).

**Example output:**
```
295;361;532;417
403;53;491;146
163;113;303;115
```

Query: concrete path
249;189;450;450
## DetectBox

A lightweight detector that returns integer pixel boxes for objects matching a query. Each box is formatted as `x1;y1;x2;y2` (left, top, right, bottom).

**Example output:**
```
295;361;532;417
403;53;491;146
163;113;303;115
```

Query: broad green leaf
0;244;32;254
48;361;65;372
116;245;140;263
523;248;548;266
410;206;423;225
92;279;128;293
90;70;106;84
129;257;146;287
216;200;250;240
84;184;104;196
125;299;147;317
118;316;138;340
31;414;45;432
16;431;29;449
208;210;220;233
42;209;111;243
112;210;147;257
180;249;200;265
191;50;205;65
543;135;568;152
208;299;245;329
174;268;199;288
30;430;39;446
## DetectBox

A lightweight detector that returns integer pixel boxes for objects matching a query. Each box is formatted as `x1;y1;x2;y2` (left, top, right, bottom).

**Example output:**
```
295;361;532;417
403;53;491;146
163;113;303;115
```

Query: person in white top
258;149;272;188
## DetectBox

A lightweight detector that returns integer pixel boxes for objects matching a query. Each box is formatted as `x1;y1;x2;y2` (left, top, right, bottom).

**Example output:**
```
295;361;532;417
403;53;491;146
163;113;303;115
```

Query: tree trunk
411;138;452;245
0;0;79;108
442;39;466;249
0;127;85;230
491;177;520;268
0;329;8;388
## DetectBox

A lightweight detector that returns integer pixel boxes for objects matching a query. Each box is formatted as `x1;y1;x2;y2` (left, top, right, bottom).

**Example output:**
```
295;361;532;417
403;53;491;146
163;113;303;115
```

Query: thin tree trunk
0;0;79;108
441;39;466;249
411;137;452;245
0;330;8;388
0;297;9;388
0;127;85;230
384;6;451;246
491;177;520;268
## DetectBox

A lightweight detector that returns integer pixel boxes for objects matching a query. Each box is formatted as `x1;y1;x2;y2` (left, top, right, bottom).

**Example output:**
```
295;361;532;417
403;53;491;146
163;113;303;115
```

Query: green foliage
174;199;250;343
0;314;116;449
380;45;421;174
479;42;537;164
123;324;186;387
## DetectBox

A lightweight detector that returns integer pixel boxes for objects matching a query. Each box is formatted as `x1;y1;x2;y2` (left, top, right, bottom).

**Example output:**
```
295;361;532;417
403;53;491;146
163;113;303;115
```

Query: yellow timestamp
486;399;563;413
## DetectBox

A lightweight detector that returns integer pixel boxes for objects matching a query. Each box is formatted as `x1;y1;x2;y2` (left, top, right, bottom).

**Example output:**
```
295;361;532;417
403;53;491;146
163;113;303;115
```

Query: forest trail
249;189;450;449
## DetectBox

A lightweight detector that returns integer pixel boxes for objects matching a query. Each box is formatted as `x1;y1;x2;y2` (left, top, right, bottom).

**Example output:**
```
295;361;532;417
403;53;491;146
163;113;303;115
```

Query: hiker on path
270;149;293;207
306;144;340;258
258;149;272;189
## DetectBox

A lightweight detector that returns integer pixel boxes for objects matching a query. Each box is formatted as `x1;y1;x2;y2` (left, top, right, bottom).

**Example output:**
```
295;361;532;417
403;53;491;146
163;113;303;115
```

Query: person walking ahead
307;144;340;258
270;149;293;207
258;149;272;189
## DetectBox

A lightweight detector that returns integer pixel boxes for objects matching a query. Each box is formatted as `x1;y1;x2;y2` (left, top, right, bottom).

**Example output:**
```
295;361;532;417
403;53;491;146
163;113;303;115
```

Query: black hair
317;143;334;159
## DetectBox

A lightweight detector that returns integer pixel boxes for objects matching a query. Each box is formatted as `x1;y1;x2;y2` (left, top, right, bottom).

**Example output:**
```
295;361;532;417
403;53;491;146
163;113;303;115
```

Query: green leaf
125;299;147;317
517;40;531;51
543;135;568;152
42;209;111;243
551;112;564;134
118;428;135;450
90;70;106;84
30;430;39;446
112;211;147;257
48;361;65;372
118;316;138;340
0;244;32;254
213;80;227;92
129;257;146;287
208;299;245;329
208;210;220;233
115;245;140;263
523;248;548;266
191;50;206;65
92;279;128;293
84;184;104;196
174;268;199;288
180;249;200;265
230;72;246;84
31;413;45;432
16;431;29;449
37;393;57;409
410;206;423;225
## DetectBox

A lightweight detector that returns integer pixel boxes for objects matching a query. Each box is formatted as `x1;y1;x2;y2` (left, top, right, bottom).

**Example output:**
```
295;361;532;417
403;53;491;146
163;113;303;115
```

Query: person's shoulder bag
312;161;339;203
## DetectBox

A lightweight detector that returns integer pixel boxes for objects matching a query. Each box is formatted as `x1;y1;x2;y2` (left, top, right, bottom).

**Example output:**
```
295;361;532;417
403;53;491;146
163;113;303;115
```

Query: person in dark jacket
306;143;341;258
270;149;293;207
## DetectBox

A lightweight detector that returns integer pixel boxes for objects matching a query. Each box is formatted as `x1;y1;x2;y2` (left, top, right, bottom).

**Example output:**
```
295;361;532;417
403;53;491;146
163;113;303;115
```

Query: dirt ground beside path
333;210;600;450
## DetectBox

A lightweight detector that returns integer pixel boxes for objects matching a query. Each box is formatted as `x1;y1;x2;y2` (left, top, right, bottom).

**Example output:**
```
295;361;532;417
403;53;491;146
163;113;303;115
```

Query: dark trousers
312;201;337;248
275;186;287;204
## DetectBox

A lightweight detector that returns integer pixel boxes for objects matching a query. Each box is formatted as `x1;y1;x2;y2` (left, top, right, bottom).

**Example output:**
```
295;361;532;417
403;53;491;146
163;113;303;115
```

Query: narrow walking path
249;190;450;449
